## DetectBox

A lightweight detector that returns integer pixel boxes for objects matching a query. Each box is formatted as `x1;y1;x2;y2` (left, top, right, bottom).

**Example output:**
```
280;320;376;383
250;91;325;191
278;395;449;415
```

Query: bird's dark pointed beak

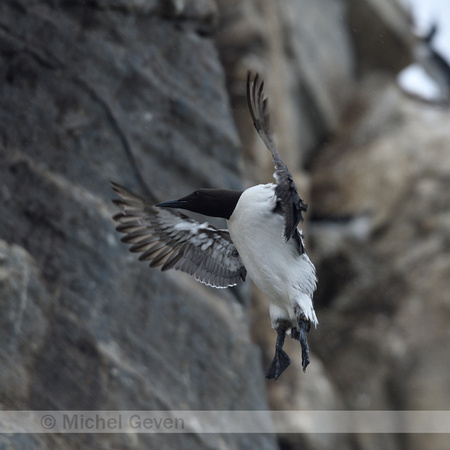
156;199;187;209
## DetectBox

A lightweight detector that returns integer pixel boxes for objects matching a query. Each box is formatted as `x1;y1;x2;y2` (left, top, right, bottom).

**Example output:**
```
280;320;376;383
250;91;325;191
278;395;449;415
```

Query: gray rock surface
216;0;355;179
309;74;450;449
0;0;274;448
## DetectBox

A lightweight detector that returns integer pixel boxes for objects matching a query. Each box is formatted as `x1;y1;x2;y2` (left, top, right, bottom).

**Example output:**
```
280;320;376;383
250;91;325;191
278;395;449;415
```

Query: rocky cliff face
0;1;273;448
1;1;449;449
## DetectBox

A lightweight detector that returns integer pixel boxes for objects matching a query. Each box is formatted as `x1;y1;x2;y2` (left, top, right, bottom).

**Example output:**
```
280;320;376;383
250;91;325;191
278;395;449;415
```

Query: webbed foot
265;348;291;380
266;327;291;380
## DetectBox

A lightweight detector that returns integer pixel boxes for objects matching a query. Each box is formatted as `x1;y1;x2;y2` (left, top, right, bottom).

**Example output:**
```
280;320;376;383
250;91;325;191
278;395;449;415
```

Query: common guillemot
111;72;318;380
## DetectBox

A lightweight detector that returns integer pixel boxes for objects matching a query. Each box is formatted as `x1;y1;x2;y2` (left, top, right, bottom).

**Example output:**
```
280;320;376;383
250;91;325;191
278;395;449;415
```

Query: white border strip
0;411;449;433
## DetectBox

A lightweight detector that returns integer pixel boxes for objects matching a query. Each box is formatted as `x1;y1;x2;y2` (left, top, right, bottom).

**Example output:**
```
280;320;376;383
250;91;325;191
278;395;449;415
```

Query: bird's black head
156;189;243;220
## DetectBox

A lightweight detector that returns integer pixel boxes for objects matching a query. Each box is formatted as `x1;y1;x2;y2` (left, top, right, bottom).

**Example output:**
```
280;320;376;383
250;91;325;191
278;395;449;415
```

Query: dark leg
298;318;310;372
266;327;291;380
291;327;300;341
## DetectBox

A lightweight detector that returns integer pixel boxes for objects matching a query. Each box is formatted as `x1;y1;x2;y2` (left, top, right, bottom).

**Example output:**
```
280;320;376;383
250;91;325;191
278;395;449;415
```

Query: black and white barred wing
111;182;247;288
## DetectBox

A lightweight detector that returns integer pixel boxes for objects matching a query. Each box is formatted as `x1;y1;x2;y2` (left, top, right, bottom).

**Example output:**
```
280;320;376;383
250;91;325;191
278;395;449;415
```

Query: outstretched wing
111;182;247;288
247;72;308;243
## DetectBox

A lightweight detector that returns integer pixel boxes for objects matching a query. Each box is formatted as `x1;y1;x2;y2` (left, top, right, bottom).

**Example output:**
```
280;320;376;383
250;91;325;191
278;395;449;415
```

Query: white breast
227;184;318;328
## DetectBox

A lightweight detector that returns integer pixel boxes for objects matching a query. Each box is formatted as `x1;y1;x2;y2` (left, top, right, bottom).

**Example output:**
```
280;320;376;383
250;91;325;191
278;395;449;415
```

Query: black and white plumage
247;72;308;245
111;184;246;288
414;23;450;103
111;72;318;380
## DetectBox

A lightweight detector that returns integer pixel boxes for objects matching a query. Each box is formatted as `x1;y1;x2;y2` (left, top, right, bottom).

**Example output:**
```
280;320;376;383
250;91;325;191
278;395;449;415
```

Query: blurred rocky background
0;0;449;449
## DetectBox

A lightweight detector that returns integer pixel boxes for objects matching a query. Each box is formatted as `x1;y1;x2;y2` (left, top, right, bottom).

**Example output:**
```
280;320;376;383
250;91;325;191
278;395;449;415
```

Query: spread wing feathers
247;72;308;242
111;182;247;288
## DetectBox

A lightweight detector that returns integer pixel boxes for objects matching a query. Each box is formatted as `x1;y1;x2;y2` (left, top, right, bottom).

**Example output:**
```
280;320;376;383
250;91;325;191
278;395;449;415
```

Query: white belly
227;184;318;328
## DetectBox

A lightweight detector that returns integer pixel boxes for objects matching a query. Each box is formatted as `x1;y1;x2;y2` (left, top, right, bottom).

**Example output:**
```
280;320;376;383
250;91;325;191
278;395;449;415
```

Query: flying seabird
111;72;318;380
414;23;450;104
